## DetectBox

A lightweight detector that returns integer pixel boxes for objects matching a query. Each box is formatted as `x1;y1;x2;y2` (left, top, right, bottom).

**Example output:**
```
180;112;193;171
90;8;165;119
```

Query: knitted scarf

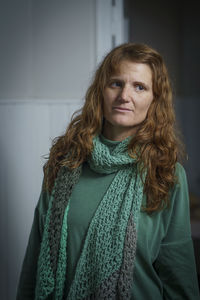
35;135;143;300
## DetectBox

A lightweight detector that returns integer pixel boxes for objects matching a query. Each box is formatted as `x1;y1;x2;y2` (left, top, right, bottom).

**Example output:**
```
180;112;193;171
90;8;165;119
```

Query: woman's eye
110;81;122;88
135;84;145;91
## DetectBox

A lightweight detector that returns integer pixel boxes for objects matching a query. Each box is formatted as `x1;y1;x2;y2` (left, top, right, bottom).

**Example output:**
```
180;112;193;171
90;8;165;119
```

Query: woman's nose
120;85;131;102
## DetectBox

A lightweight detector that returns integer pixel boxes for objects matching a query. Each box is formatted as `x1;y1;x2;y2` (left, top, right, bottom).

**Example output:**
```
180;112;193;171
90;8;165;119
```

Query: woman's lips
113;107;132;112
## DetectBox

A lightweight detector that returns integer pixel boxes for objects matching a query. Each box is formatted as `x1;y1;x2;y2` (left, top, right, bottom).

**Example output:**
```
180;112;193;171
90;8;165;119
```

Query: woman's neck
102;121;136;141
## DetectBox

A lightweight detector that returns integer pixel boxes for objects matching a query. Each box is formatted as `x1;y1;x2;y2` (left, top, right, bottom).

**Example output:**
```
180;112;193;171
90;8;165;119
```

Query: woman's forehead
107;60;152;78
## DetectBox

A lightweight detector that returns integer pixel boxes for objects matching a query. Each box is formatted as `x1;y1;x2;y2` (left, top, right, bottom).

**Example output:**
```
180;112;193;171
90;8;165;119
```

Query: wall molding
0;98;83;105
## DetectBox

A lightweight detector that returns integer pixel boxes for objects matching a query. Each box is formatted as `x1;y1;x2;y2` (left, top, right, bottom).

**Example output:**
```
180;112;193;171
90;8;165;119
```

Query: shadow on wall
175;97;200;290
125;0;200;289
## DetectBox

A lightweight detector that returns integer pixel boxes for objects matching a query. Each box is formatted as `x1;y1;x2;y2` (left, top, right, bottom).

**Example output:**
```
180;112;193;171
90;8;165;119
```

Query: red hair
44;43;184;212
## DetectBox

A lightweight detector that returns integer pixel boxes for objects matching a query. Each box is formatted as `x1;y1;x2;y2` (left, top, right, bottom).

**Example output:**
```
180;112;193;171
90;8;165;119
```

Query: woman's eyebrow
109;76;124;81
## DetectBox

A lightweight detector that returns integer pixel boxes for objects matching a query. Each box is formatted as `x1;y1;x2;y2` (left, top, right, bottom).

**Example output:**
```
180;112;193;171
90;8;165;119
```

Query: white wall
0;99;82;299
0;0;96;100
0;0;95;298
0;0;125;298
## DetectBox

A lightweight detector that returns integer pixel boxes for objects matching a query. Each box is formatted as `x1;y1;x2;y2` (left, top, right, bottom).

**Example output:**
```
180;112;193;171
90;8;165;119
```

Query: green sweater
17;141;200;299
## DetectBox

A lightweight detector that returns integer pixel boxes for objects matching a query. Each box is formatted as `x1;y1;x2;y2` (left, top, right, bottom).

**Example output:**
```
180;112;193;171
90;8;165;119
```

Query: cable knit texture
35;135;143;300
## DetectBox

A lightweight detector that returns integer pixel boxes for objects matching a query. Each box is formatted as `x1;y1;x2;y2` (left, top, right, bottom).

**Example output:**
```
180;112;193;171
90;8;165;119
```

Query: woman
17;43;200;299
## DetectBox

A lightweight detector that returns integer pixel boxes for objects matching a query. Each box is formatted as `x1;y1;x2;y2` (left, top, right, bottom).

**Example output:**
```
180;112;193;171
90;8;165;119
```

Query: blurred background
0;0;199;298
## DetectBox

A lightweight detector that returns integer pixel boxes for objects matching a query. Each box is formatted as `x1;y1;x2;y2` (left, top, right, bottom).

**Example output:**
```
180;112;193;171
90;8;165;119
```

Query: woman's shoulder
168;162;189;211
175;161;186;173
36;180;51;216
174;162;188;187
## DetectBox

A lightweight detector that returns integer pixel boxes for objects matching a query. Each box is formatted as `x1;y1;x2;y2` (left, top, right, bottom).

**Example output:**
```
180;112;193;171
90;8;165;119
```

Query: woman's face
102;60;154;141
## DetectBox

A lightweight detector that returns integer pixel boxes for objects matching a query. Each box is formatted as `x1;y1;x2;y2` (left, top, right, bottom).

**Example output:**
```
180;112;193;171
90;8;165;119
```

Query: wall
0;0;125;298
0;0;95;298
0;0;96;100
126;0;200;285
0;99;82;299
127;0;182;94
126;0;200;199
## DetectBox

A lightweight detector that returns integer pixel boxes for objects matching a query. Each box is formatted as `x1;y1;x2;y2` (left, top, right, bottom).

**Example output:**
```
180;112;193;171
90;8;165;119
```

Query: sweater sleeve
16;185;50;300
154;163;200;299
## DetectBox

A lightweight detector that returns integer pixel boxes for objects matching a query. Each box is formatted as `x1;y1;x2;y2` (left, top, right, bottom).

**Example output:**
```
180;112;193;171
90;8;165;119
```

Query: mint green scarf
35;135;143;299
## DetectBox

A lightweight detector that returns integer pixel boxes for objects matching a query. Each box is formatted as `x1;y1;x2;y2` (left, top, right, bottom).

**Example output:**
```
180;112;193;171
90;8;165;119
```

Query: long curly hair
44;43;184;212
